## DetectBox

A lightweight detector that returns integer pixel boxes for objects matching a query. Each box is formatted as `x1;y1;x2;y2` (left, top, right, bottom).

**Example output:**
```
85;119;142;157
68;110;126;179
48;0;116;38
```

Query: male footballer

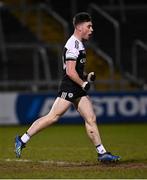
15;12;120;162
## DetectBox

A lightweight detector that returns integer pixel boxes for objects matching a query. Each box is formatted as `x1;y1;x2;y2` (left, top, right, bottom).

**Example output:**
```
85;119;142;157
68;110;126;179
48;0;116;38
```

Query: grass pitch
0;123;147;178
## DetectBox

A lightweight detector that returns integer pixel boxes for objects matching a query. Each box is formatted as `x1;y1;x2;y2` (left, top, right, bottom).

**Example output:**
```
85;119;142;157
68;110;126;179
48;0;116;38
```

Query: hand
81;81;90;91
87;72;96;82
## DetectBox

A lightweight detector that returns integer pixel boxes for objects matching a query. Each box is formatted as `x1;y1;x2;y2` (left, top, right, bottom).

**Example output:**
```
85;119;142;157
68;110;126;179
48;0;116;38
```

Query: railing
0;3;66;91
88;42;129;90
132;40;147;79
87;4;130;90
88;3;121;71
88;42;115;90
0;43;60;91
39;4;69;41
9;3;69;43
0;2;131;91
124;40;147;89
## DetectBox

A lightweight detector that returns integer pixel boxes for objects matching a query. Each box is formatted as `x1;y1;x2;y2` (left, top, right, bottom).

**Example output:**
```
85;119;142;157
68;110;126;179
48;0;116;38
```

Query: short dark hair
73;12;92;27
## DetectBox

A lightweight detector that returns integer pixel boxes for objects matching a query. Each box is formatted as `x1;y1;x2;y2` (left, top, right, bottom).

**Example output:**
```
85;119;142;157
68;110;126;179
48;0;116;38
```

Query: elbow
66;70;75;79
66;71;73;78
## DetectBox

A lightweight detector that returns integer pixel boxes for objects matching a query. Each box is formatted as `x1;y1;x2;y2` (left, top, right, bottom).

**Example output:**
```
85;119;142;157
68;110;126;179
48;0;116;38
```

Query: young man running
15;12;120;162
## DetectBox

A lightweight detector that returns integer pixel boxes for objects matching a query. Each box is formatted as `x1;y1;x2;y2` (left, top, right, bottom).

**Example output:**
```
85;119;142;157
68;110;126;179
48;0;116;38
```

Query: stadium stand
0;3;61;91
0;6;38;82
0;0;147;91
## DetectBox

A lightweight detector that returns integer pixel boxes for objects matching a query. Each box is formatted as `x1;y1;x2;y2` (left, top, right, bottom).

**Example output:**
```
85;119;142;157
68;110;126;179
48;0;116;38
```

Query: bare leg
75;97;121;161
27;97;72;137
74;96;102;146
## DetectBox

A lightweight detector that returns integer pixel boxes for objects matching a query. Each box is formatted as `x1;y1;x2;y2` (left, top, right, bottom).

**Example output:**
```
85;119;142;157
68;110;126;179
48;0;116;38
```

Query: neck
73;30;82;42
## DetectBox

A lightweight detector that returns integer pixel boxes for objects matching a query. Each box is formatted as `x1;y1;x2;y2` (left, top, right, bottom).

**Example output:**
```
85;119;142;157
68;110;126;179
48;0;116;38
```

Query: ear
76;24;82;32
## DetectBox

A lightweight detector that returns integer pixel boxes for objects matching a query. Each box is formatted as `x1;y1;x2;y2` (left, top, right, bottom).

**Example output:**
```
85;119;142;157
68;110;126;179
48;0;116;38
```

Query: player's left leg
74;96;120;162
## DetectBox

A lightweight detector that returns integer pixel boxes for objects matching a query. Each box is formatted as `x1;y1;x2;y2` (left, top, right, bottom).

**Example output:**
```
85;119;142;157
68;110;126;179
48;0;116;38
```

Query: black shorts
58;89;87;102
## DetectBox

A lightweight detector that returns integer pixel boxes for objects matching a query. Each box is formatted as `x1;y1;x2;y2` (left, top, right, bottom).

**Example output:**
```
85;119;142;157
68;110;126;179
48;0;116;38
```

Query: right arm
66;60;90;91
66;60;84;87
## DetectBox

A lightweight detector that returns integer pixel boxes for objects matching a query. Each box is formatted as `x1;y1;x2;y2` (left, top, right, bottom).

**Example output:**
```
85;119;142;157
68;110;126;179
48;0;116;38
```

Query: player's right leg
74;96;120;163
15;97;72;158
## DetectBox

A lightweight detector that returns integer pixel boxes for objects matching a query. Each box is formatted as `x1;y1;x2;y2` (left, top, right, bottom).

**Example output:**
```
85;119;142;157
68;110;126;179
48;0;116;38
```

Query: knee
46;112;60;124
86;114;97;124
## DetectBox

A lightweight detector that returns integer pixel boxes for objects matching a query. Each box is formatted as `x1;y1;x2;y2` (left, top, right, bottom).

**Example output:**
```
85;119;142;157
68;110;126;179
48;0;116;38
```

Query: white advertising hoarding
0;93;18;124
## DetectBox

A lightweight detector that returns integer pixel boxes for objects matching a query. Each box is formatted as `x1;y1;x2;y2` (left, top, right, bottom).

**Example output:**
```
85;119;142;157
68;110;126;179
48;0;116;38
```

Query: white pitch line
5;158;32;163
4;158;84;166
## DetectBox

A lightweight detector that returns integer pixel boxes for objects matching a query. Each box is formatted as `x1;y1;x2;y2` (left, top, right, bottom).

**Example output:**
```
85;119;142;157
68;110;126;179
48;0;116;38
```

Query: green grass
0;123;147;178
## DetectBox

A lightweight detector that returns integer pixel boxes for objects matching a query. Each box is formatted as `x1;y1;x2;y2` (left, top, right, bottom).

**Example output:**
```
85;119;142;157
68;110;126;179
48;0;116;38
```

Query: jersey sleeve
65;38;80;61
65;47;79;61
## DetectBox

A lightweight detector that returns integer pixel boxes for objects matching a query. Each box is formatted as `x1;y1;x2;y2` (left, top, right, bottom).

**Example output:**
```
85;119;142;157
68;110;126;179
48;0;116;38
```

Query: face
78;21;93;40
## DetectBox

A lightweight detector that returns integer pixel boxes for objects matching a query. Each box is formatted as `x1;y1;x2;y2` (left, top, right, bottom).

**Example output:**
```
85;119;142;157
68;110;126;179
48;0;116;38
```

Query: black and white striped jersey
58;35;87;101
60;35;86;91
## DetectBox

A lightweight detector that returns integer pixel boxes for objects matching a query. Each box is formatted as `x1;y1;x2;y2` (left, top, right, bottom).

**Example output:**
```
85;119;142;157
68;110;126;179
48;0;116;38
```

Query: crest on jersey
68;93;73;98
75;40;79;49
80;58;86;63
